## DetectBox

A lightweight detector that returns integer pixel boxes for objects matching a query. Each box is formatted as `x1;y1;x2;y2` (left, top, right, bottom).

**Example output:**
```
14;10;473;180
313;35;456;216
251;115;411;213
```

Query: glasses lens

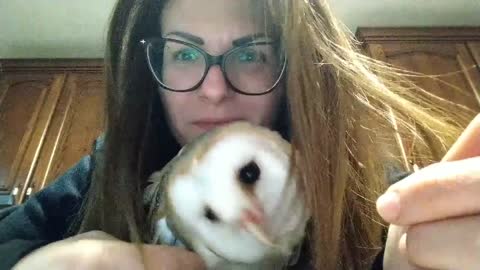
147;39;206;91
225;43;285;94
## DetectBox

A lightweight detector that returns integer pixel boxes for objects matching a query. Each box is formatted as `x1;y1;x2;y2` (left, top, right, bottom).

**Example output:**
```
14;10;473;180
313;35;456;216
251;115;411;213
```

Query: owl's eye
239;161;260;185
204;206;220;222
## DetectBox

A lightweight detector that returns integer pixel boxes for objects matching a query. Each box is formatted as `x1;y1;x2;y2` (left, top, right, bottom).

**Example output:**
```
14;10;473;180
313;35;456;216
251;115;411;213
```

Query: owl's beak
240;203;275;246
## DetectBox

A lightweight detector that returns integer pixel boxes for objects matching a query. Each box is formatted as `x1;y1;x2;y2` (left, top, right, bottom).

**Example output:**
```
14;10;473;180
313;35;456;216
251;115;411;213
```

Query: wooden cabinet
0;59;105;206
1;28;479;204
356;27;480;168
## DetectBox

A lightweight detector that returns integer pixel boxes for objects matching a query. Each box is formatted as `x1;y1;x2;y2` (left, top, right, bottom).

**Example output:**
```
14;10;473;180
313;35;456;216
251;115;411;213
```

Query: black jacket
0;154;92;269
0;137;406;270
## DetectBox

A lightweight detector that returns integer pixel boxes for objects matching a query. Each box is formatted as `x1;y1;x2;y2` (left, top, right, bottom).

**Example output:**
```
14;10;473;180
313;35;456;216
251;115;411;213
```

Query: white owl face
167;130;309;265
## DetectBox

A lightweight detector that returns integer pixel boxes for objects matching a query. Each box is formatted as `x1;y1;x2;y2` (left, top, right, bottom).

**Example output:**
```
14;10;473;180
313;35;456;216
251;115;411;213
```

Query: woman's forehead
161;0;272;43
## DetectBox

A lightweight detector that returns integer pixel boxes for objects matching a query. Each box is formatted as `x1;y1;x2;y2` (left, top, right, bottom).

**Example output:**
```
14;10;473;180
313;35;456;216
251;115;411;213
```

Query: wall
0;0;479;58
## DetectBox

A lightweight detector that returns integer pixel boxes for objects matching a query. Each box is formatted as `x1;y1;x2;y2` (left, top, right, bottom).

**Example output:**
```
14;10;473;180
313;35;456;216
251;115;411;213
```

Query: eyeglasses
140;37;287;96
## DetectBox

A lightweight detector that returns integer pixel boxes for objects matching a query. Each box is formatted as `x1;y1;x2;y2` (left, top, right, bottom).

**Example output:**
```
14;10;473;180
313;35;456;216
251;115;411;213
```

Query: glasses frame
140;37;287;96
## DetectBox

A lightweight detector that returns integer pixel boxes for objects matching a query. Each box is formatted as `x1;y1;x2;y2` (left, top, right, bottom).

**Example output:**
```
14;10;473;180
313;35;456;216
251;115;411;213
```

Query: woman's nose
198;65;230;103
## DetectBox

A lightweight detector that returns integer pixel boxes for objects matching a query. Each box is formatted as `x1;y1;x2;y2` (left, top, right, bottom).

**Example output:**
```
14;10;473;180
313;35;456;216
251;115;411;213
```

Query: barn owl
144;121;310;270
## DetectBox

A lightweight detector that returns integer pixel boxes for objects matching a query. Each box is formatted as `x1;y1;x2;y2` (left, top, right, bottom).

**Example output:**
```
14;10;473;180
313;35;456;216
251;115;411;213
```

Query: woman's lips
192;118;243;131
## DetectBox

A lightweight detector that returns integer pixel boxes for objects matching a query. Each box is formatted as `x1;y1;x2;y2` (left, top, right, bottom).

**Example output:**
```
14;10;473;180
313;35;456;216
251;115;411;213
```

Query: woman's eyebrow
232;33;267;46
166;31;204;45
165;32;267;47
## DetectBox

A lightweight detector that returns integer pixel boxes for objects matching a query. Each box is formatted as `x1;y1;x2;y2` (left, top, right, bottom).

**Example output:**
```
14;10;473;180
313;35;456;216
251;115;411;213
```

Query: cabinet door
468;42;480;66
0;59;105;204
355;27;480;168
366;42;480;111
368;42;480;165
0;73;60;203
466;42;480;103
26;72;106;196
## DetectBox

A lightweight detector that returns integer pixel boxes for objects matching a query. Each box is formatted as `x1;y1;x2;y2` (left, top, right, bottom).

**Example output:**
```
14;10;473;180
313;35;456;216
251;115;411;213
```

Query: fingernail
376;191;400;222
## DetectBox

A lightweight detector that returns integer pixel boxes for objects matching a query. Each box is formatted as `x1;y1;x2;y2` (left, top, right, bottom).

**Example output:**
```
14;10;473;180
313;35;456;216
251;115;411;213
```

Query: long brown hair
75;0;174;241
74;0;476;269
269;0;475;269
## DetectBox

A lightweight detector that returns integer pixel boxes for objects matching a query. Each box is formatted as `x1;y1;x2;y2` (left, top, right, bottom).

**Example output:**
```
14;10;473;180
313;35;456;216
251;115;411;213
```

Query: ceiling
1;0;479;58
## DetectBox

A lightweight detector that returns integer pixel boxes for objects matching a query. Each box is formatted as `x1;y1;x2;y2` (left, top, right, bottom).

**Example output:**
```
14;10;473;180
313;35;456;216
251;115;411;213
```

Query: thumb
67;230;119;241
142;245;207;270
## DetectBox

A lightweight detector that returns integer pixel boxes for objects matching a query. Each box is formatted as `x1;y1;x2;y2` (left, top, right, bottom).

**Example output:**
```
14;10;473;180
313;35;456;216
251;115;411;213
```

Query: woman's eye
174;49;200;62
237;49;266;63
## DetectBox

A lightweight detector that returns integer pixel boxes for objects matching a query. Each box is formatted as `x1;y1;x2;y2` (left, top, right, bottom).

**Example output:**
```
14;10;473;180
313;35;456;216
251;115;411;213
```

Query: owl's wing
143;130;215;244
144;171;166;209
143;169;168;242
143;142;188;208
143;143;192;243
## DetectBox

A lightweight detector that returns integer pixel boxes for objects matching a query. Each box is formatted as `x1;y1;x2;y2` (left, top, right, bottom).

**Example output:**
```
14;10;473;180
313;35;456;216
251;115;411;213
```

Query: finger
376;156;480;225
402;214;480;270
383;225;416;270
442;113;480;162
68;230;119;241
142;245;206;270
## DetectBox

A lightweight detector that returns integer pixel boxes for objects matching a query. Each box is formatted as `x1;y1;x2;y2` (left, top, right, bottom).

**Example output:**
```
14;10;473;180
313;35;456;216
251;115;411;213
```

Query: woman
1;0;479;269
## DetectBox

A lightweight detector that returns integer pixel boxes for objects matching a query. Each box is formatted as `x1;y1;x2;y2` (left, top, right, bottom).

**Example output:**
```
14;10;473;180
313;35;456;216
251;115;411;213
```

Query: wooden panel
0;59;104;74
10;75;66;203
28;73;106;194
0;74;55;197
356;27;480;168
365;42;480;167
366;42;480;111
356;27;480;42
469;42;480;65
466;42;480;105
0;59;105;203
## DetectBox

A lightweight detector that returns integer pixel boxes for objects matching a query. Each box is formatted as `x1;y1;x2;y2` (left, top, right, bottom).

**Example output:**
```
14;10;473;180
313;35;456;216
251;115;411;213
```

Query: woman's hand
12;230;206;270
379;114;480;270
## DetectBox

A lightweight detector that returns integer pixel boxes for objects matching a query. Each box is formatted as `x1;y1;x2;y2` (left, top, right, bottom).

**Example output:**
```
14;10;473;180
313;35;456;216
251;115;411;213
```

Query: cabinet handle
0;188;16;208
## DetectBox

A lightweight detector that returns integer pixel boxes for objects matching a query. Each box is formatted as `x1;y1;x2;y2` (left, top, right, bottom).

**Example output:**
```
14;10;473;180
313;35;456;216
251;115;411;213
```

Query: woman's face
159;0;284;146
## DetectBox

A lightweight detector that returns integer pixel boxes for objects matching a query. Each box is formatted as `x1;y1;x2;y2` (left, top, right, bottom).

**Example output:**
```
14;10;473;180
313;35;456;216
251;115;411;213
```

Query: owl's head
167;122;308;265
